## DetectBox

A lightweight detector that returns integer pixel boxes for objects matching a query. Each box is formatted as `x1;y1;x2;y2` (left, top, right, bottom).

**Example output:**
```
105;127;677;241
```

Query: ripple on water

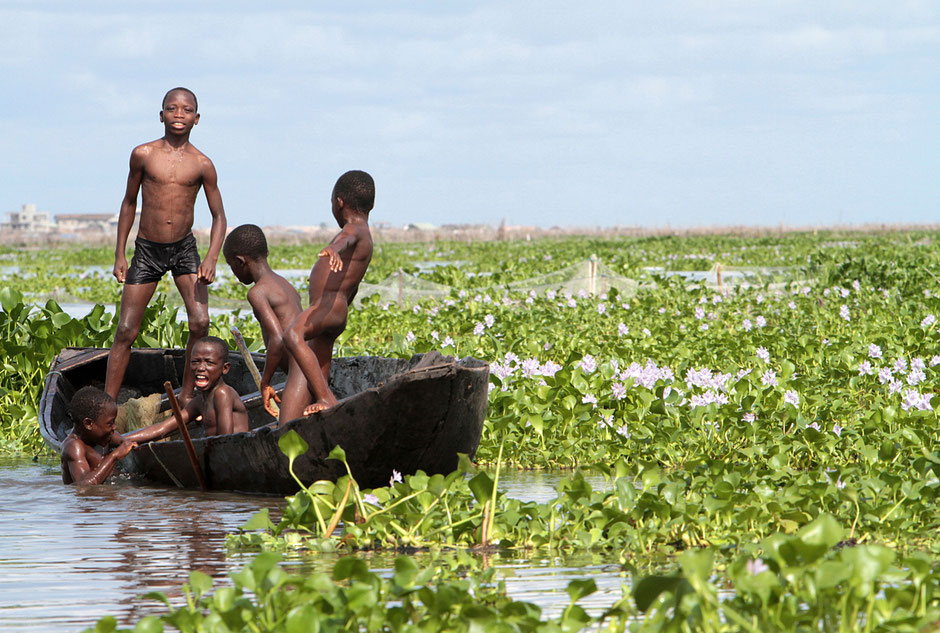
0;458;626;632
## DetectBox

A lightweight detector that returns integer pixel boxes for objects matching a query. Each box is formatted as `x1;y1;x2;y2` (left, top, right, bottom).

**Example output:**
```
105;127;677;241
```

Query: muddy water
0;458;625;632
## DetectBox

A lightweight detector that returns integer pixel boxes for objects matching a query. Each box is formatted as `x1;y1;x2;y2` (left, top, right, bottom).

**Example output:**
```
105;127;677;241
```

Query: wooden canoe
39;347;489;493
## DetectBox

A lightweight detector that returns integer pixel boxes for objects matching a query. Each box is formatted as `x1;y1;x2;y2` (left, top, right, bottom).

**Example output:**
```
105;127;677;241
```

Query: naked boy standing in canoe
105;87;227;403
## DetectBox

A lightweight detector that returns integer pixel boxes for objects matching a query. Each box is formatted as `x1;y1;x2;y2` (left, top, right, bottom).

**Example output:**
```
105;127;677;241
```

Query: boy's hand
319;246;343;272
262;383;281;418
197;259;217;284
113;255;128;283
113;440;138;460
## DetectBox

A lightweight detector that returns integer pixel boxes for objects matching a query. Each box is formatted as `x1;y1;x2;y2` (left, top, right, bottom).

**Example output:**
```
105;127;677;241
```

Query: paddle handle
230;326;263;391
164;380;208;492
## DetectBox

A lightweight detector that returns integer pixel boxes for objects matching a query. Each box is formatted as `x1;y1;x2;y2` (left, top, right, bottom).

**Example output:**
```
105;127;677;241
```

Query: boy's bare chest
143;154;203;188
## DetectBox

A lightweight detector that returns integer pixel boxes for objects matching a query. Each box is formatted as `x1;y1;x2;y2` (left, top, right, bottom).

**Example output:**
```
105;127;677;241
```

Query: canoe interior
42;347;486;453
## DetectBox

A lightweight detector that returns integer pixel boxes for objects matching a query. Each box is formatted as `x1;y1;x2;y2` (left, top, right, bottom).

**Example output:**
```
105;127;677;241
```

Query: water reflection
0;457;625;632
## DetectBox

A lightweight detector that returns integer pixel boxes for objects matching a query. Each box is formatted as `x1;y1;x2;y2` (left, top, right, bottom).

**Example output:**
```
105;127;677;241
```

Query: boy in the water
223;224;313;422
283;170;374;414
105;87;227;404
61;386;188;485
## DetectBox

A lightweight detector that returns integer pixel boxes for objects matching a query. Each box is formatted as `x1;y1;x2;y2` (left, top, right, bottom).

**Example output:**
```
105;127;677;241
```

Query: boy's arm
319;225;361;272
212;387;239;435
65;439;137;485
198;158;226;284
249;289;286;416
124;399;196;444
113;148;146;282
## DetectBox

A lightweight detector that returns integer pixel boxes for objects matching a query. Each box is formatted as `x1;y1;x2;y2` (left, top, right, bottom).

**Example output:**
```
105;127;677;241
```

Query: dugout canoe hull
39;347;489;493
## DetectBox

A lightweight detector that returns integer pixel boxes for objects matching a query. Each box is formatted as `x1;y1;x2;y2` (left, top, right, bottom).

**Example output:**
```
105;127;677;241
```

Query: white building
55;213;119;233
1;203;55;233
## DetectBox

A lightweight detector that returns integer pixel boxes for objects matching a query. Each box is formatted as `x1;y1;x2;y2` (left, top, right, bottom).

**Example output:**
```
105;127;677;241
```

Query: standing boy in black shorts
105;87;227;402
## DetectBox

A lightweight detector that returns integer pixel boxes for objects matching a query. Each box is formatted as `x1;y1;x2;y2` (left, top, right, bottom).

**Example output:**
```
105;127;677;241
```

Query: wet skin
105;89;226;403
225;254;314;423
283;196;373;415
165;341;250;436
61;401;137;485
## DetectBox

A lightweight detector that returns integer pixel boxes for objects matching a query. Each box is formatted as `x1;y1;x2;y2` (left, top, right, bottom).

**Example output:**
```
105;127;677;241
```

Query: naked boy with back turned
282;170;375;415
105;87;227;403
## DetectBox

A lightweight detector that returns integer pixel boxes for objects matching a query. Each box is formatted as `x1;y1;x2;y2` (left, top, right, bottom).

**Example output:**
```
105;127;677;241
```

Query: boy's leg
105;281;159;401
173;274;210;400
277;355;314;423
283;306;339;412
301;335;337;415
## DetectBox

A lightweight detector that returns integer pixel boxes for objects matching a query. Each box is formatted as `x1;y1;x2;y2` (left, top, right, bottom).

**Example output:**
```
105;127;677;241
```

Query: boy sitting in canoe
283;170;375;415
223;224;313;422
153;336;250;436
62;386;188;485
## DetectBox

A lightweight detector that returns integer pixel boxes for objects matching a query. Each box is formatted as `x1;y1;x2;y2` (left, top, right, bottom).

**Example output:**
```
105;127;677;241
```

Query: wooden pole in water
164;381;208;492
230;326;263;391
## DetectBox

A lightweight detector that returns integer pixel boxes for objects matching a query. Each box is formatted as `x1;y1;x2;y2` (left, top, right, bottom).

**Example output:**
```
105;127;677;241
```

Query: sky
0;1;937;230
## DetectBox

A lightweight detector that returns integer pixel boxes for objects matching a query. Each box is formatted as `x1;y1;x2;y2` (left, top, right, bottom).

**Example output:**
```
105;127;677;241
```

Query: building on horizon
55;213;120;234
1;203;54;233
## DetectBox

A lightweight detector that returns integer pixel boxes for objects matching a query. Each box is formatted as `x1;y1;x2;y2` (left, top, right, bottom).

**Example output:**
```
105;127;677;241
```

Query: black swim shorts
125;233;201;285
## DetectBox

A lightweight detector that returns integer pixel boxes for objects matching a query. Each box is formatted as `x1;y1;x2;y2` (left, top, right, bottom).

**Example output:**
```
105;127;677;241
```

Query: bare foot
302;402;330;416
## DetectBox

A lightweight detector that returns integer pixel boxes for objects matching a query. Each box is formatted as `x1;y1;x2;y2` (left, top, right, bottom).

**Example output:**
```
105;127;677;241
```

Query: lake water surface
0;458;626;632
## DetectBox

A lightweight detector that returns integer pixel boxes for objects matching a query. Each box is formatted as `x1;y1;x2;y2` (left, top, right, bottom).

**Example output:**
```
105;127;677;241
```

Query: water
0;459;626;632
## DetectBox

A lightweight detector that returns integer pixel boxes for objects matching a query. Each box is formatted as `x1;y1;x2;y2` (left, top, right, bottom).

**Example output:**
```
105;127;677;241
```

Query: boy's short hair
333;170;375;213
223;224;268;260
70;386;115;425
195;335;230;358
162;87;198;111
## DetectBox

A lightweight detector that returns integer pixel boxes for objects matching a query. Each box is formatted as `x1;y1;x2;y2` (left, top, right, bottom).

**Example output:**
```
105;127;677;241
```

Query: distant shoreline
3;221;940;247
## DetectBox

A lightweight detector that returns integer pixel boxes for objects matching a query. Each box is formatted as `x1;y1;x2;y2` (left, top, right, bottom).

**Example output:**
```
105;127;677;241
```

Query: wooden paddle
163;380;208;492
231;325;279;416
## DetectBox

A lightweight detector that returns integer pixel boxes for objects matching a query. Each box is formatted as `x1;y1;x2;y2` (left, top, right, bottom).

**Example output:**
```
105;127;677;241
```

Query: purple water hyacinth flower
743;412;756;423
598;303;607;314
868;344;882;359
746;559;769;575
931;356;940;367
888;380;903;395
756;316;766;328
473;323;485;336
852;279;861;292
520;358;541;378
700;323;709;331
582;394;598;408
490;361;513;381
642;328;651;337
390;470;403;485
578;289;588;299
784;390;799;407
505;352;520;365
405;331;416;343
788;301;797;310
612;382;627;400
442;336;454;347
618;323;629;336
363;494;382;507
567;298;577;308
742;319;753;331
431;331;439;340
540;360;562;377
840;288;850;298
484;314;495;328
922;314;936;328
894;358;907;372
877;367;893;384
902;389;933;412
546;290;557;300
578;355;597;373
836;478;846;490
756;294;764;304
806;421;821;431
598;413;614;429
833;423;843;437
912;357;926;370
737;368;752;379
839;304;850;321
694;306;705;320
761;370;778;387
756;347;770;362
858;361;873;376
616;425;630;439
658;307;666;314
907;368;925;386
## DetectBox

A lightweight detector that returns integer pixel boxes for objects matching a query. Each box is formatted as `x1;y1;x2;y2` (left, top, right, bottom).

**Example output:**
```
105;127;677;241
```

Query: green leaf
327;445;347;462
566;578;597;603
278;430;309;461
468;472;495;504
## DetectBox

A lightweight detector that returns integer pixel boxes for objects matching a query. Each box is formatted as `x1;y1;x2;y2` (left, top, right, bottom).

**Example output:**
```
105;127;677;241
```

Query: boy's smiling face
190;341;229;391
160;90;199;136
84;401;118;445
